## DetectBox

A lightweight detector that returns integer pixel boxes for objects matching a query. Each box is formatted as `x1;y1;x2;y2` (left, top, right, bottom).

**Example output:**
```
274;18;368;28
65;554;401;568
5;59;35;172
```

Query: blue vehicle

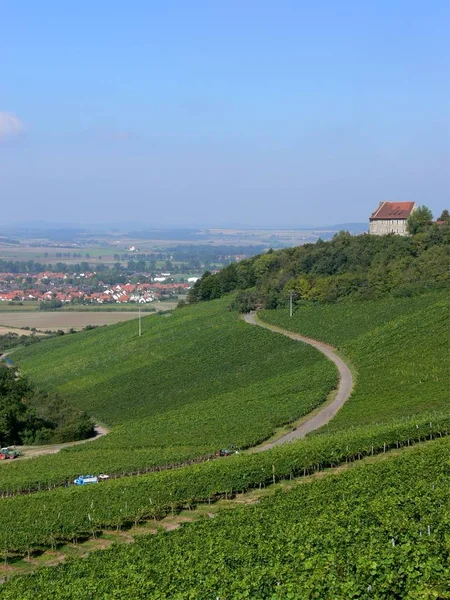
74;475;98;485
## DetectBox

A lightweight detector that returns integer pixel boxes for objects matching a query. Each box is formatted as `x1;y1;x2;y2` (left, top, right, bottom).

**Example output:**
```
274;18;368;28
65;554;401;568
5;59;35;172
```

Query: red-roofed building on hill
369;201;417;236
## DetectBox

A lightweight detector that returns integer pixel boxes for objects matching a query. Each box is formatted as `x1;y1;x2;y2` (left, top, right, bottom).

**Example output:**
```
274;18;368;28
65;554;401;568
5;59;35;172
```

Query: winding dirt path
12;425;111;459
243;312;353;450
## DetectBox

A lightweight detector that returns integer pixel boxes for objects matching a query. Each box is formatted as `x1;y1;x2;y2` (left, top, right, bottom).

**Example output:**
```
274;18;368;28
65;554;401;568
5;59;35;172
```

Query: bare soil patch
0;311;148;331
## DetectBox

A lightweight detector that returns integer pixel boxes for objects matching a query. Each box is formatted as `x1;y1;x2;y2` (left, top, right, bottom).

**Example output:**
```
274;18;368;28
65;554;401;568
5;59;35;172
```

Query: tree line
187;208;450;310
0;363;95;446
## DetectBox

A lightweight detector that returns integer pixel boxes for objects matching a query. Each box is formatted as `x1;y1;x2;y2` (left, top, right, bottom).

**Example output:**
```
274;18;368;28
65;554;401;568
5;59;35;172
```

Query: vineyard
1;436;448;598
3;297;336;490
1;287;448;595
13;296;332;427
261;290;449;431
1;291;447;497
0;411;448;555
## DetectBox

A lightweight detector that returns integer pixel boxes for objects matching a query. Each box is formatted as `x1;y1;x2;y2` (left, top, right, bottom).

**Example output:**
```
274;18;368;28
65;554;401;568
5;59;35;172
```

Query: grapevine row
1;436;449;598
0;410;449;556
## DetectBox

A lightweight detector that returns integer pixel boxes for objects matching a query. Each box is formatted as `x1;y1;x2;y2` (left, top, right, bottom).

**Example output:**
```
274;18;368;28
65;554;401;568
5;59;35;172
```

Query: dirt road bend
14;425;111;459
243;312;353;450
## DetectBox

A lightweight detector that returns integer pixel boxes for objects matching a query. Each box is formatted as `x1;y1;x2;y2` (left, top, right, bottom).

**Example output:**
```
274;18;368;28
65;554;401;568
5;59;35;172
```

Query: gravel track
10;425;111;459
243;311;353;450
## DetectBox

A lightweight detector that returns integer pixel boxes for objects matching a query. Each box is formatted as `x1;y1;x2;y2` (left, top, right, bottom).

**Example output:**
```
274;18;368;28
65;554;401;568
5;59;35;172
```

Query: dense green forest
0;364;94;446
188;222;449;309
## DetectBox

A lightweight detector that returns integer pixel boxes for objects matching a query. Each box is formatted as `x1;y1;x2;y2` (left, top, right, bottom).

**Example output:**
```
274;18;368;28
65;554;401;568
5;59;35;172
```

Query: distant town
0;225;363;309
0;268;199;306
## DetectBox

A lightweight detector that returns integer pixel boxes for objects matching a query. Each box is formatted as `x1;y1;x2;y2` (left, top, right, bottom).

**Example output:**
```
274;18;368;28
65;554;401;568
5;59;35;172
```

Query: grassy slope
260;291;449;431
3;297;336;486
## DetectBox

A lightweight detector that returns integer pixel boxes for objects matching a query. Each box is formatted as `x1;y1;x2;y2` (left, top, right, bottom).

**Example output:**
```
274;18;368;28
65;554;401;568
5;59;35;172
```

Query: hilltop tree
407;205;433;235
438;209;450;222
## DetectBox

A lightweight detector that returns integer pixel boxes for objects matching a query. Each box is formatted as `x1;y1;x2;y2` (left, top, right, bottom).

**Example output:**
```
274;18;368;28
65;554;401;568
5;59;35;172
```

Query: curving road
13;425;111;459
243;312;353;450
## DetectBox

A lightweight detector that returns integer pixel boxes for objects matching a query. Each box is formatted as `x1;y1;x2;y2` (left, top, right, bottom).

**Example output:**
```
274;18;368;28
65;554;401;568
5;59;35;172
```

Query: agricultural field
0;302;40;312
2;297;336;491
0;311;146;331
0;289;448;595
60;299;180;312
1;435;448;598
2;291;447;495
0;326;45;337
260;290;449;431
0;301;179;315
0;411;447;544
0;244;121;266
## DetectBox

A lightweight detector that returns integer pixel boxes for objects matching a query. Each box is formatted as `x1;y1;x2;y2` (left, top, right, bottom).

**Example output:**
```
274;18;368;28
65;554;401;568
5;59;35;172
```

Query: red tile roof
370;201;416;220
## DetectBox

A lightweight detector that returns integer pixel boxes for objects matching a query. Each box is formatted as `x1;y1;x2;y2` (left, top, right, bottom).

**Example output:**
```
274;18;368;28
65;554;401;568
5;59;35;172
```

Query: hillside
261;290;449;431
12;298;335;428
2;289;447;495
2;297;336;491
1;238;448;596
1;436;448;598
188;226;449;308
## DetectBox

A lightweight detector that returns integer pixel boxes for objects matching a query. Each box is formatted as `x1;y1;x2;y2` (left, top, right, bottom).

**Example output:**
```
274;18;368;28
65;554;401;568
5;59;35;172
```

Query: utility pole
138;303;142;337
289;290;293;317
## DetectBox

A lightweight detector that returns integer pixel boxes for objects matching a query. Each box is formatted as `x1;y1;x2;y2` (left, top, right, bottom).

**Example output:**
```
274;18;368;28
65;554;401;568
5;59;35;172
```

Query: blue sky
1;0;449;227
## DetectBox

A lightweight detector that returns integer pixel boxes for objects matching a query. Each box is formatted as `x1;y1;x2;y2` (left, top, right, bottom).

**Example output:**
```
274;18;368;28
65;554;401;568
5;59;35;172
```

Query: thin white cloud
0;111;24;139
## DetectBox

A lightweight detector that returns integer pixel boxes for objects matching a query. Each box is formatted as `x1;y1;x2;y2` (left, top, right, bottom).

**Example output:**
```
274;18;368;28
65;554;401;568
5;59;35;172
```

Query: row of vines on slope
1;437;449;599
260;293;450;431
5;297;336;488
0;410;449;555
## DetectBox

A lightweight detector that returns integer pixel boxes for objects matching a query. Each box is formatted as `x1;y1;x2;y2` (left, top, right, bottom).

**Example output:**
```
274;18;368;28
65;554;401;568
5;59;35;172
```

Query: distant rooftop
370;202;416;220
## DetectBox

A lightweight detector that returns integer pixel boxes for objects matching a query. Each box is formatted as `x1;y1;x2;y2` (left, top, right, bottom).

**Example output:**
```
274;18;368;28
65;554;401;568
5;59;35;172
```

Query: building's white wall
369;219;409;236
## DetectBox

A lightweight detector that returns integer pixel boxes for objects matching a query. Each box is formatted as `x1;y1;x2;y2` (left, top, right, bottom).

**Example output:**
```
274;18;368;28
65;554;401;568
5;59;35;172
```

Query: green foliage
0;365;35;445
39;298;63;311
190;227;449;309
252;250;278;279
261;291;449;431
0;412;448;550
1;436;448;598
229;289;259;313
438;208;450;221
0;364;94;446
0;284;448;596
407;205;433;235
0;332;42;353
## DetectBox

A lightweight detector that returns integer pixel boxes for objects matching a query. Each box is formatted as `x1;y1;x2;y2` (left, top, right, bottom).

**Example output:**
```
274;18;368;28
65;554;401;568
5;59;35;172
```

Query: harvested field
60;300;179;312
0;311;149;331
0;326;47;336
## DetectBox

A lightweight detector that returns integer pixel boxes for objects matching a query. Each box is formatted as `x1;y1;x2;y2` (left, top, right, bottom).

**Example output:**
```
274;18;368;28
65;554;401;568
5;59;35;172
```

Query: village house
369;201;417;236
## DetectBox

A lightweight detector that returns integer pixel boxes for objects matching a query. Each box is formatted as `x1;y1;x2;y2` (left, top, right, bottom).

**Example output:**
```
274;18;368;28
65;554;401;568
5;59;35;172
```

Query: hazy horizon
0;219;369;232
2;1;449;227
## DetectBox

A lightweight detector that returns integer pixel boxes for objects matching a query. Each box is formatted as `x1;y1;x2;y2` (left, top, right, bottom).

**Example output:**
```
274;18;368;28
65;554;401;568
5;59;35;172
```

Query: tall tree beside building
407;205;433;235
